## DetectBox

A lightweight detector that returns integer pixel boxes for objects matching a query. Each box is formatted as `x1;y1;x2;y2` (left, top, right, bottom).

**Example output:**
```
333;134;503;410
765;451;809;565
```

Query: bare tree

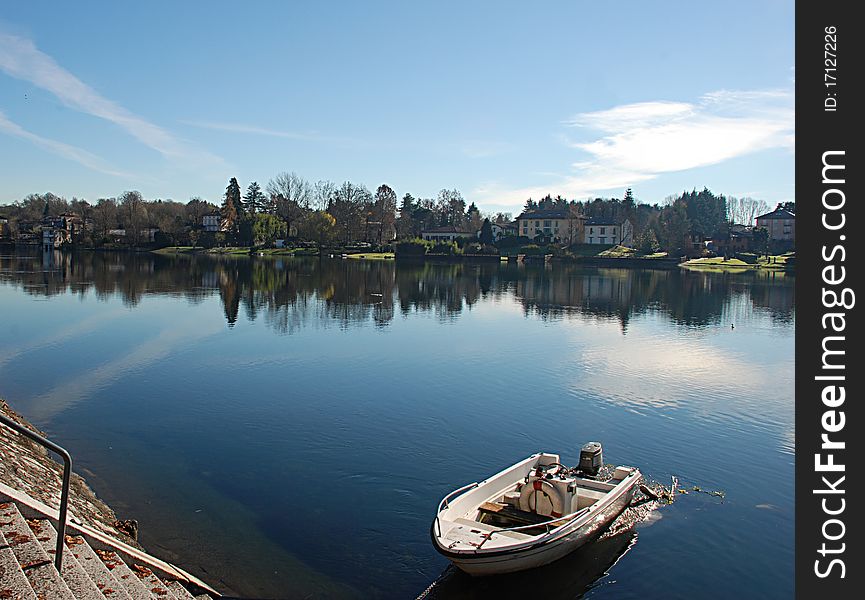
312;180;336;211
728;196;770;225
119;190;147;245
329;181;372;244
267;172;312;237
186;196;216;228
92;198;118;239
372;184;398;244
436;188;466;227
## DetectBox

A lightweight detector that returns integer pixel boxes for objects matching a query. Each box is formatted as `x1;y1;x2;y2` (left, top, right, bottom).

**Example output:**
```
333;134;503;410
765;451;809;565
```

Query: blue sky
1;1;794;214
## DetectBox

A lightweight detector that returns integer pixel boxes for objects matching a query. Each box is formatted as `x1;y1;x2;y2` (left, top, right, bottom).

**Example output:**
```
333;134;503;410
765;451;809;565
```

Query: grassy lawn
578;245;668;259
597;245;636;258
682;253;794;272
253;247;319;256
206;247;252;255
343;252;394;260
151;246;197;254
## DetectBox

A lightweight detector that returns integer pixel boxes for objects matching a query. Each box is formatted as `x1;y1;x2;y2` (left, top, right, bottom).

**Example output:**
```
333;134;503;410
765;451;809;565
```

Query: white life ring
519;478;564;518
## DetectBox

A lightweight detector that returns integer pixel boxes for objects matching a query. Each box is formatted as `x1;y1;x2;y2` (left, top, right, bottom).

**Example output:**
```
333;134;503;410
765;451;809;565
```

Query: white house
202;212;221;232
421;226;477;242
583;218;633;246
487;221;517;242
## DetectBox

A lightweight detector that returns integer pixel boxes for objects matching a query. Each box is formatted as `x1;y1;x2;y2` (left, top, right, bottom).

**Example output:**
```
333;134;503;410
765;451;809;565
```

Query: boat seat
575;487;608;509
477;501;551;526
453;518;533;541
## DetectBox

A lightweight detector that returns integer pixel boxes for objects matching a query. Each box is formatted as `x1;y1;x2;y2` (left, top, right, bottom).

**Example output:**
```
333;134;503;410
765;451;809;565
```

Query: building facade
755;205;795;245
582;218;633;246
488;221;517;241
421;226;477;242
202;212;222;232
515;209;582;244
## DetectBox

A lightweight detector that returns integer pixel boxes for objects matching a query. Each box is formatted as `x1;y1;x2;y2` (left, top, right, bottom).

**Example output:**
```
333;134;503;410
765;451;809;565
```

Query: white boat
431;448;641;576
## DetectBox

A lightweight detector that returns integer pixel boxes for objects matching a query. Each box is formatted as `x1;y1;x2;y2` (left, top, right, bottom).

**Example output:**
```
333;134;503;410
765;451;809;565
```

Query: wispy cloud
0;109;131;177
474;88;793;210
183;119;370;149
0;32;222;166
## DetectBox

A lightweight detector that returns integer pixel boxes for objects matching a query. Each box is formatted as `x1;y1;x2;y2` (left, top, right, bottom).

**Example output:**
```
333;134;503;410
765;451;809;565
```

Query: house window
589;237;594;244
600;227;606;234
544;220;551;227
535;221;540;227
589;227;594;234
600;237;606;244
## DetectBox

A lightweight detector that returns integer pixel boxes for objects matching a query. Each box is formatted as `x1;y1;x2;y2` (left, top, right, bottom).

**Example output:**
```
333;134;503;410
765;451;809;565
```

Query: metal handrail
434;481;479;538
0;412;72;571
437;481;479;513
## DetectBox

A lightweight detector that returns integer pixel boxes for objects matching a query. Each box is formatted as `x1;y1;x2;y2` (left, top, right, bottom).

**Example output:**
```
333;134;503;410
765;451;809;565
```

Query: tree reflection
0;251;795;333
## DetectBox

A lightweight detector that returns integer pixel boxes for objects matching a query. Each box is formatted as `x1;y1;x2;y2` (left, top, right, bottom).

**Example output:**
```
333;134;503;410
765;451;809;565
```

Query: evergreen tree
221;177;243;234
479;218;494;245
636;229;660;254
243;181;266;214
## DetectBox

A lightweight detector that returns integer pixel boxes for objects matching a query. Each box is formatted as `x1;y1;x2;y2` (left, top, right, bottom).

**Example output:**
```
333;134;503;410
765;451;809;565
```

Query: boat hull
433;473;637;576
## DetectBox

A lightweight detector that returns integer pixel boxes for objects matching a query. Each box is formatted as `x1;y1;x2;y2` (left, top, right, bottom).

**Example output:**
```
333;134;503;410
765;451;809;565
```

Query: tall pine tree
243;181;266;214
221;177;243;234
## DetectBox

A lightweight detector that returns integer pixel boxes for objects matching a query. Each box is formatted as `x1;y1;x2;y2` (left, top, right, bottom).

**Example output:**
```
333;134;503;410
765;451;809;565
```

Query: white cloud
0;109;131;177
473;88;793;211
0;32;222;167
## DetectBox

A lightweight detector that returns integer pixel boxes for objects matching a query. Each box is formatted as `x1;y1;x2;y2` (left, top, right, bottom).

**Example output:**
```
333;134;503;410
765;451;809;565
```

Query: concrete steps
0;500;213;600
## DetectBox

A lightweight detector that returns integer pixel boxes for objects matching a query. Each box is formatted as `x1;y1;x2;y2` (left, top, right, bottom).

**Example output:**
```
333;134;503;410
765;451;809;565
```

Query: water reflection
0;252;795;333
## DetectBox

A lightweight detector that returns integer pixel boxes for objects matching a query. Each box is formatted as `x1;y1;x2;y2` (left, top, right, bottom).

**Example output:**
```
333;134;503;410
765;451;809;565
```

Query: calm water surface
0;251;794;599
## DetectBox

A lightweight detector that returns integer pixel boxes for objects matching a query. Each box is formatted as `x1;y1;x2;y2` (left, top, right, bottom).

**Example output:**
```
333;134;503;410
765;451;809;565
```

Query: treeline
1;190;219;247
0;175;506;250
557;188;783;253
1;176;787;253
216;175;509;249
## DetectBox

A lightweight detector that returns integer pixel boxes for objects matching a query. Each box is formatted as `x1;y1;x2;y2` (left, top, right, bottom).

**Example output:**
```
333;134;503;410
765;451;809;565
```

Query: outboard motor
578;441;603;476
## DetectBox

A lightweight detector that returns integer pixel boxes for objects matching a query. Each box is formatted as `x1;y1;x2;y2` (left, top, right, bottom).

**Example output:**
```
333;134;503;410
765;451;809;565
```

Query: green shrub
395;238;431;255
431;241;461;255
497;235;530;249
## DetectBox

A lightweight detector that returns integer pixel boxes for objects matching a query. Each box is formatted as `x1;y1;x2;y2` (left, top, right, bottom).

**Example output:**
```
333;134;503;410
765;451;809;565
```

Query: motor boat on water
431;443;641;576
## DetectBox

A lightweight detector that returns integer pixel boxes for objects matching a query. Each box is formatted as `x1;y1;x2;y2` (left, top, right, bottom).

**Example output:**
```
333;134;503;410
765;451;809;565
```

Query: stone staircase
0;496;217;600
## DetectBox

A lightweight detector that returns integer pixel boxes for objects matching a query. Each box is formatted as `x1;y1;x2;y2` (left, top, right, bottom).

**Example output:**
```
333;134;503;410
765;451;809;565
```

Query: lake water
0;251;794;599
